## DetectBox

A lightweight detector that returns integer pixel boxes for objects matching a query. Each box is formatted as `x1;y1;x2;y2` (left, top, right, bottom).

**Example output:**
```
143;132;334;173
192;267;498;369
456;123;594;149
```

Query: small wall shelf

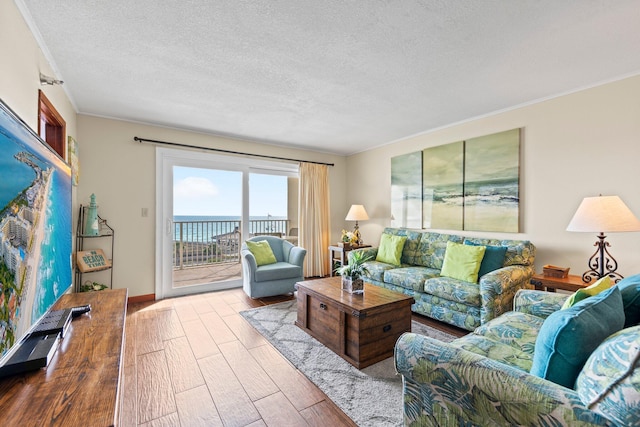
75;204;114;292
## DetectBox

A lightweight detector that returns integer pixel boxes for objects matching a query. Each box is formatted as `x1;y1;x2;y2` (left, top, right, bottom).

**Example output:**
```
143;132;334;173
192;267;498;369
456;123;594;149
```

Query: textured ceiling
18;0;640;155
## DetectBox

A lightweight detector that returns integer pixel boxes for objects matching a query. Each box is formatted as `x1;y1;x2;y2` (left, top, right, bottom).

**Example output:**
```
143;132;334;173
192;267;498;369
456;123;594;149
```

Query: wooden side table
329;244;372;276
530;273;588;292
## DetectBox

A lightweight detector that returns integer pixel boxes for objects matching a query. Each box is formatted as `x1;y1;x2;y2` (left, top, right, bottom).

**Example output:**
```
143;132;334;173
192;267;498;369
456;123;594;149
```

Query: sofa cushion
414;232;464;269
561;276;612;309
376;233;407;266
576;325;640;427
452;311;544;371
424;276;481;306
362;260;396;282
383;266;440;292
464;240;507;277
617;273;640;327
441;241;486;283
254;262;301;281
246;240;277;266
530;286;625;388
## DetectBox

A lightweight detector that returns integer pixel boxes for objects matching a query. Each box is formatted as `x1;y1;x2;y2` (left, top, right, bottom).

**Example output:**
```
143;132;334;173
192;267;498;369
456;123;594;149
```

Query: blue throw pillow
530;286;624;388
464;241;507;277
617;273;640;327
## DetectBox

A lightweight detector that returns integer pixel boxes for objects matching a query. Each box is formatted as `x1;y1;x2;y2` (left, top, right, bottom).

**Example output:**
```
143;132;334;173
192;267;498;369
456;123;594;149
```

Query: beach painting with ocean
0;100;72;357
391;151;422;228
464;128;520;232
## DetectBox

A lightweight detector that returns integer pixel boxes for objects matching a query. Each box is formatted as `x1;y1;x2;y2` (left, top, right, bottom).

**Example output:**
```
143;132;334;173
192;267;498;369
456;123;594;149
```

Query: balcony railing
173;219;291;270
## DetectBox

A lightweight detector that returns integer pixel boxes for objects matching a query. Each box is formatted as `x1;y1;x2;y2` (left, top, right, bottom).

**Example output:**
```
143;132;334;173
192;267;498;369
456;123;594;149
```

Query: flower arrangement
341;229;358;245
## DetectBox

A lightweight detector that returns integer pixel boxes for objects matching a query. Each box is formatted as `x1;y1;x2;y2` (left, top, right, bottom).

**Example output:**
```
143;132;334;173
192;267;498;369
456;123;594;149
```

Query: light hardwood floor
121;287;465;426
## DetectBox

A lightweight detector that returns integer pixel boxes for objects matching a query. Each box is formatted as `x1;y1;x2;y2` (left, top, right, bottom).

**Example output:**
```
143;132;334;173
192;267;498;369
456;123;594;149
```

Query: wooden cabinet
295;277;413;369
0;289;127;426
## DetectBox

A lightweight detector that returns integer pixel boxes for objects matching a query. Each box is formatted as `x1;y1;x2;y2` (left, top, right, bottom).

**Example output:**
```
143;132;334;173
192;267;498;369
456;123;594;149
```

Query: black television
0;98;72;371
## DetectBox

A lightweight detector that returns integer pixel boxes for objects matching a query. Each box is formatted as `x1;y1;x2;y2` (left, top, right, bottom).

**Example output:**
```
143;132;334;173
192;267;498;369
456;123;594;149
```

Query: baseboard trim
128;293;155;304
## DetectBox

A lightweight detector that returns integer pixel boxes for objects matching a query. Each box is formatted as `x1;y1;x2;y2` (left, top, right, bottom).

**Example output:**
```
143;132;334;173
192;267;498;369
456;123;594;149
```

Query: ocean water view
33;169;72;320
173;215;288;243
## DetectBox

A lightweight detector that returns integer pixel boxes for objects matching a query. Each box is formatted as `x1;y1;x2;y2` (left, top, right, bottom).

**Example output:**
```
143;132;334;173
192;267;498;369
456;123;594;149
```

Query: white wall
347;75;640;278
76;115;347;297
0;0;76;138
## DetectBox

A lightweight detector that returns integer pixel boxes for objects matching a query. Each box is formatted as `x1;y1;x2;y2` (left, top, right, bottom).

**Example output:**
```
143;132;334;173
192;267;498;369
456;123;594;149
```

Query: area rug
240;300;456;427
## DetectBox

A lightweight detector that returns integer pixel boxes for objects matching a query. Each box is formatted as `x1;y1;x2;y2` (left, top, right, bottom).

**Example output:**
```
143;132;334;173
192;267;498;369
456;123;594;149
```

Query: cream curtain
298;162;331;277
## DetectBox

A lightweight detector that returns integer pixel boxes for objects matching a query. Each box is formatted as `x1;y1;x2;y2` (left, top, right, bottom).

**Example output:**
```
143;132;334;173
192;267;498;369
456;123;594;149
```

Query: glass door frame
155;146;298;300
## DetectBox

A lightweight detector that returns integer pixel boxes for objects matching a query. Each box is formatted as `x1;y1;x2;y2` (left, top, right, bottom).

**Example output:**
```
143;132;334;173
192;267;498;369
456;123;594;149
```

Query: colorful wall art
391;128;521;233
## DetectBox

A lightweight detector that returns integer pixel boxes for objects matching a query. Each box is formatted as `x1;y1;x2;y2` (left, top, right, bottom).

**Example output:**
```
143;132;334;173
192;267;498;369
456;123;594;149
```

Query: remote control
71;304;91;318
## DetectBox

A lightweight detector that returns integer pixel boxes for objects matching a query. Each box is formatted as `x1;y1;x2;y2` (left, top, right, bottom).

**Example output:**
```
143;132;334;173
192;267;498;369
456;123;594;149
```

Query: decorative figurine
84;193;100;236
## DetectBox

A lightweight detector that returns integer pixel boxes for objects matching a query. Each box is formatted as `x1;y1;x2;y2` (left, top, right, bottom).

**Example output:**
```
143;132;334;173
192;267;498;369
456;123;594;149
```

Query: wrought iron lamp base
581;232;624;283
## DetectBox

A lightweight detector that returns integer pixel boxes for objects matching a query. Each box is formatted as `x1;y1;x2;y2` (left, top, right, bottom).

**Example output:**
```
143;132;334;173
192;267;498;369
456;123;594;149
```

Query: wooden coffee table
294;276;414;369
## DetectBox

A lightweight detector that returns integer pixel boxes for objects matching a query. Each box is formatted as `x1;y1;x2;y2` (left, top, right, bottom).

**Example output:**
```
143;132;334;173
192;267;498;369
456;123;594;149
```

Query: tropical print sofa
352;227;536;330
394;281;640;426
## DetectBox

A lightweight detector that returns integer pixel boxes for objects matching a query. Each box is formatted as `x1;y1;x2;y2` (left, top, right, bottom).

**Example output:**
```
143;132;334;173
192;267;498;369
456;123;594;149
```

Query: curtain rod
133;136;335;167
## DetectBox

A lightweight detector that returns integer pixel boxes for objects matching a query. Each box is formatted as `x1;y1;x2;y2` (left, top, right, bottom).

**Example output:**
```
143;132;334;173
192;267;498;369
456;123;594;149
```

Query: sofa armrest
394;333;612;426
241;249;257;268
513;289;568;319
479;264;535;324
288;246;307;267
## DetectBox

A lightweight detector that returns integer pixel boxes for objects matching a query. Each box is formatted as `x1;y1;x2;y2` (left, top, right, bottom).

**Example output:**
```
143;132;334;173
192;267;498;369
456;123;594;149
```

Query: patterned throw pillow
576;325;640;426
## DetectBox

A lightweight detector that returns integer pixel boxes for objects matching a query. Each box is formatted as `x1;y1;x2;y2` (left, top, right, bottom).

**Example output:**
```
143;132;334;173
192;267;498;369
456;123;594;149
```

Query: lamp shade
566;195;640;232
345;204;369;221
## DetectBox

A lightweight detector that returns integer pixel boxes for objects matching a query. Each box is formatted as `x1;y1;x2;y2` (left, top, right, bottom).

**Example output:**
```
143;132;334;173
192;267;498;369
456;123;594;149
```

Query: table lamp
345;204;369;245
566;195;640;283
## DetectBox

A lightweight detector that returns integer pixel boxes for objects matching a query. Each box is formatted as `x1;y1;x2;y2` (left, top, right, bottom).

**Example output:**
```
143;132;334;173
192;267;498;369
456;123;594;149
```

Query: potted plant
336;250;373;294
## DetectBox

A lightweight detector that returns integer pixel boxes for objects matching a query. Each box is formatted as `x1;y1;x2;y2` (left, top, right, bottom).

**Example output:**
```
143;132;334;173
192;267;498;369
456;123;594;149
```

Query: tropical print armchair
394;289;640;426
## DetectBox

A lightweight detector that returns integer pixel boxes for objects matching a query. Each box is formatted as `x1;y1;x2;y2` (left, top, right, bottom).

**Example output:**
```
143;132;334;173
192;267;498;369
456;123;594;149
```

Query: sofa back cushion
414;232;464;269
382;227;424;265
463;237;535;267
530;286;624;388
576;325;640;427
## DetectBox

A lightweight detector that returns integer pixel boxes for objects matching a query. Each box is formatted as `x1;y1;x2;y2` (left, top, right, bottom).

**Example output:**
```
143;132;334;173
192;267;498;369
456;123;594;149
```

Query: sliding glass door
156;147;298;299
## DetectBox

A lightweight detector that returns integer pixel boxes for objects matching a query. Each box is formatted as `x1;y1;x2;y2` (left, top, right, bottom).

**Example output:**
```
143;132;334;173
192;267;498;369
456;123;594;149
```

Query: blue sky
173;166;288;217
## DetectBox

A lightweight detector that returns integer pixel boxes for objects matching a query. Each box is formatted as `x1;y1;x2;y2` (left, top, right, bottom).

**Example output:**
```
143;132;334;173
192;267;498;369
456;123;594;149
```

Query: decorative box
543;264;570;278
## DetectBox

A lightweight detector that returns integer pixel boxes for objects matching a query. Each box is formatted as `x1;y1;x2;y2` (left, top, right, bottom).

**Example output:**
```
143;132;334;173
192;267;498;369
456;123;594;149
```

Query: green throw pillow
561;276;612;309
246;240;277;266
530;286;624;388
464;241;507;277
440;241;486;283
376;233;407;266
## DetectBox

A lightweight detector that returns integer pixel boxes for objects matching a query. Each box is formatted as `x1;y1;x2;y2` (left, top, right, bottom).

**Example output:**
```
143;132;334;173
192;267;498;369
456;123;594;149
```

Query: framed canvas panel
68;136;79;186
422;141;464;230
391;151;422;228
463;128;520;232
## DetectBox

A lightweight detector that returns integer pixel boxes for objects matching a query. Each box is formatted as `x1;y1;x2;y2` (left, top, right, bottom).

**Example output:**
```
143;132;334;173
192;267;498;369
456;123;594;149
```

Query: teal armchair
241;236;306;298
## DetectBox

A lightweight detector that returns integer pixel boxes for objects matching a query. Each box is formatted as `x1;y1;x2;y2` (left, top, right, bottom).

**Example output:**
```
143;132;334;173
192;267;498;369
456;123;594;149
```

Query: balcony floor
173;262;242;287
